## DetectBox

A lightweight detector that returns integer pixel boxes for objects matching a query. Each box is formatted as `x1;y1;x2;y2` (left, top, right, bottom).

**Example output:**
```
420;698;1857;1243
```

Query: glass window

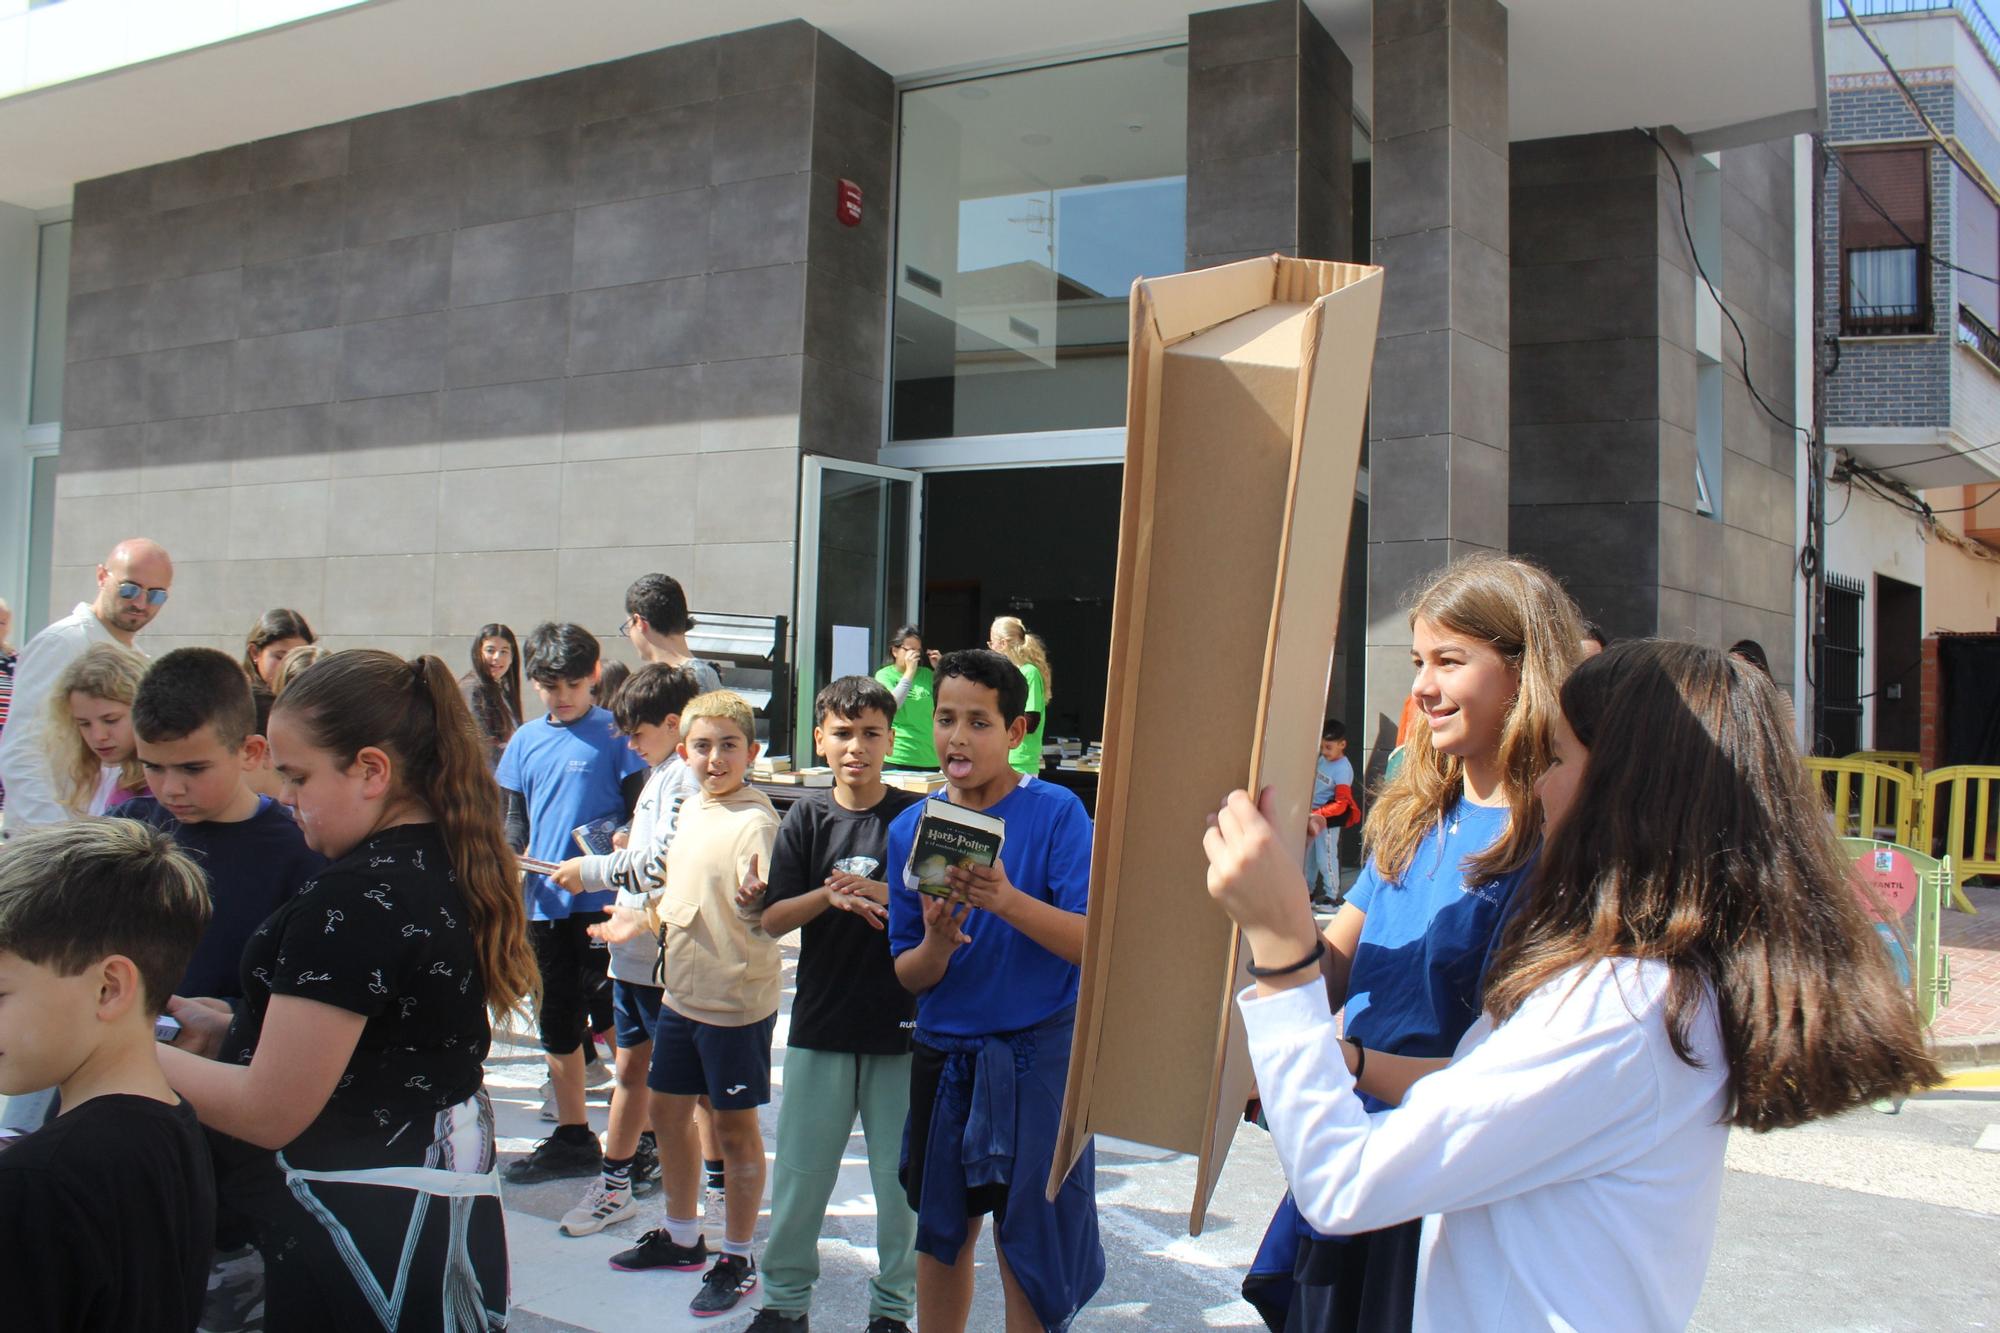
1837;145;1930;336
30;220;70;426
892;49;1187;441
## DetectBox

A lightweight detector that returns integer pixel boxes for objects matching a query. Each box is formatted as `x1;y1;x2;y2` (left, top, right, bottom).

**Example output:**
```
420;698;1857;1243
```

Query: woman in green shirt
874;623;939;770
990;615;1054;775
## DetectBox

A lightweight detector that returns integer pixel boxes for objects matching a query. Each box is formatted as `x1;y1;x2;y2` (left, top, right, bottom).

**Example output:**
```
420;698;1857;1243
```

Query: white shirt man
0;539;173;834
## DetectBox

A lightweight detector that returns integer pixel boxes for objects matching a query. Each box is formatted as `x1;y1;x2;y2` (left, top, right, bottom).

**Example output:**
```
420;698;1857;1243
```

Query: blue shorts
647;1005;777;1110
612;980;662;1050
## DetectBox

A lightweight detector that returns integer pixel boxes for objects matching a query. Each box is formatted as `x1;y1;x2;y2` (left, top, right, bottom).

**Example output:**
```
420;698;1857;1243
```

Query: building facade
0;0;1825;767
1818;0;2000;756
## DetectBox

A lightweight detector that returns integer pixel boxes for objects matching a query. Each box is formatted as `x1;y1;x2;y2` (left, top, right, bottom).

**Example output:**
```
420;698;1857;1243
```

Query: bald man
0;539;173;835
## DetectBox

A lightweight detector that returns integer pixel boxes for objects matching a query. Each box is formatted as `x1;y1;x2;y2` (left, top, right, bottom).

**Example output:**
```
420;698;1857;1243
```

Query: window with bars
1820;573;1865;756
1839;145;1931;335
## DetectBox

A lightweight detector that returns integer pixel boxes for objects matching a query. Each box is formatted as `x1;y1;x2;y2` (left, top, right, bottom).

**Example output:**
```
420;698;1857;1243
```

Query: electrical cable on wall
1822;139;2000;286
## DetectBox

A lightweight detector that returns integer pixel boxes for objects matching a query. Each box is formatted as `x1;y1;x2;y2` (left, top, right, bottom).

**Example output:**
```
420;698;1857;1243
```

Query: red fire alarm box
836;178;863;227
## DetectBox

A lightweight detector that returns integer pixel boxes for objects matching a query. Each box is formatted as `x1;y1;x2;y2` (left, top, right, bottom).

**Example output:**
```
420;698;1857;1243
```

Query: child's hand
550;858;586;893
921;893;972;949
824;869;889;906
1306;812;1328;840
926;648;942;669
590;906;646;945
893;643;920;676
166;995;233;1060
1205;787;1321;975
828;880;892;924
735;854;767;910
945;858;1019;919
612;829;631;850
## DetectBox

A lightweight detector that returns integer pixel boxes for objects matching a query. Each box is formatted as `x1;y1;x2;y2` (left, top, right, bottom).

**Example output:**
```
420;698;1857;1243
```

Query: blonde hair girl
989;615;1055;775
1236;552;1584;1332
47;642;149;817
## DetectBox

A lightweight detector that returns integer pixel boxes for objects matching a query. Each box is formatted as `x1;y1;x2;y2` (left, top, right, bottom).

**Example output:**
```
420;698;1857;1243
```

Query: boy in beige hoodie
592;690;780;1318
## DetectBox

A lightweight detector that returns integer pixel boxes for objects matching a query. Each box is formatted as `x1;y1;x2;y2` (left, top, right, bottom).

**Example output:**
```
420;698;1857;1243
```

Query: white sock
721;1236;753;1260
665;1215;700;1248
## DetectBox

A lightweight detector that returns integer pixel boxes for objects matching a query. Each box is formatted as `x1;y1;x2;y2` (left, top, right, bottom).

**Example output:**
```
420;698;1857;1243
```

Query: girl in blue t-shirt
1243;554;1585;1333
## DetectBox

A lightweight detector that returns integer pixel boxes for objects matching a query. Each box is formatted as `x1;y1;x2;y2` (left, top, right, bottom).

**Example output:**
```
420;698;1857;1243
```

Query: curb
1933;1033;2000;1069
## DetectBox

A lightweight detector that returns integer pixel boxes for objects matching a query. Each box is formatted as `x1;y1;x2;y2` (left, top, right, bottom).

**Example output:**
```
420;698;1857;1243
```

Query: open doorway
919;465;1122;749
1874;575;1921;751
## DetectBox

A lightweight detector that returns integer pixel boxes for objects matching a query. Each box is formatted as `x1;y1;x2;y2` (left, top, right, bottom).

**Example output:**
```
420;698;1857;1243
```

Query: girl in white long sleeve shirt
1207;640;1938;1332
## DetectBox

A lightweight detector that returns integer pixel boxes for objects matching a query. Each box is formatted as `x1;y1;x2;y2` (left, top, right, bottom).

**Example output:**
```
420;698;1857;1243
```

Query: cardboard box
1049;255;1382;1233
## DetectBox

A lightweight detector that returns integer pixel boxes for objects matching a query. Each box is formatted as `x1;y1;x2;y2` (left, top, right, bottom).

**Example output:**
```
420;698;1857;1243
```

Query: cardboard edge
1187;264;1387;1230
1049;280;1166;1199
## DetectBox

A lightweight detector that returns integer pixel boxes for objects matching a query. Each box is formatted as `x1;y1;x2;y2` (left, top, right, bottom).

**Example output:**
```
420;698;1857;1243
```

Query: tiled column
1186;0;1354;268
1363;0;1509;763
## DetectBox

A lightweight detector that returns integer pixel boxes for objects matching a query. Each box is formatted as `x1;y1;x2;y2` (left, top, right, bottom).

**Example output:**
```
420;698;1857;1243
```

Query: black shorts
529;913;609;1055
902;1038;1008;1219
611;979;662;1050
647;1005;776;1109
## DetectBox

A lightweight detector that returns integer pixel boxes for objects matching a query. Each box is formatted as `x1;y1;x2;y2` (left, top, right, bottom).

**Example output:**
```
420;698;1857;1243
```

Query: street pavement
495;942;2000;1333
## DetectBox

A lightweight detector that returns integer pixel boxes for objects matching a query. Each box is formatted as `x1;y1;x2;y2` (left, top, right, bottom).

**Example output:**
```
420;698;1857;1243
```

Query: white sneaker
540;1094;558;1122
560;1179;637;1236
584;1058;616;1091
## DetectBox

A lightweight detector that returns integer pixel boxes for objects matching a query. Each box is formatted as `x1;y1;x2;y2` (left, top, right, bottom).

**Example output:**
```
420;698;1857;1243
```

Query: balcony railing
1847;301;1932;334
1830;0;2000;82
1958;302;2000;367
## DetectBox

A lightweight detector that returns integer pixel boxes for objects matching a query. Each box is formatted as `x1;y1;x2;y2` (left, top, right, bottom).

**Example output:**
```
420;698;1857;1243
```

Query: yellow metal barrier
1847;750;1923;782
1805;757;1917;847
1918;765;1996;914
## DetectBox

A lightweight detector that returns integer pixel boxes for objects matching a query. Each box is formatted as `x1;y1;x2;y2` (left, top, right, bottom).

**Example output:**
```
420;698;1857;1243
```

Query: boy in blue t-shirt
886;649;1104;1333
498;623;649;1183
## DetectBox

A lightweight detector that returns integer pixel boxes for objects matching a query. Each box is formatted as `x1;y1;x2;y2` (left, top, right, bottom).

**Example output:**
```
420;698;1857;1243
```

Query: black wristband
1344;1034;1366;1080
1245;935;1327;978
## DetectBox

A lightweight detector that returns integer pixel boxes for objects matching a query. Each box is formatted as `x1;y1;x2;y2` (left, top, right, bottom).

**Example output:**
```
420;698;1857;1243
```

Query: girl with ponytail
988;615;1055;774
159;650;535;1331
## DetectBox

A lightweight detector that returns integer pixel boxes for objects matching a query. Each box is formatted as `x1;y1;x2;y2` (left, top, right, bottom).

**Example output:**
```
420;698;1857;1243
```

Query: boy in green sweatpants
751;677;922;1333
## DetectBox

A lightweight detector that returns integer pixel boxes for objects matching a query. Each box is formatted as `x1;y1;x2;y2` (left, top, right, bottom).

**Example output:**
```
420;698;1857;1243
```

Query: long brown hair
273;650;537;1017
243;607;316;683
468;623;523;725
47;642;148;813
1485;640;1939;1129
1362;554;1583;884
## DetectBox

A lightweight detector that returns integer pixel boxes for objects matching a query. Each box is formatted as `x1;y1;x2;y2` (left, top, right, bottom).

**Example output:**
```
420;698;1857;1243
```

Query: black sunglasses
117;580;169;607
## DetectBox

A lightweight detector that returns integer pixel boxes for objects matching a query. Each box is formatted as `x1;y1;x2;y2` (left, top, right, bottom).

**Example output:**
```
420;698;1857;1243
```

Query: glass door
794;457;923;756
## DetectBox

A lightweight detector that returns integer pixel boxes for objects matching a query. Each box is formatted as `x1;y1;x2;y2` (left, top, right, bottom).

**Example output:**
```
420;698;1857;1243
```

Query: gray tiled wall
1186;0;1354;269
1509;128;1797;682
53;20;893;663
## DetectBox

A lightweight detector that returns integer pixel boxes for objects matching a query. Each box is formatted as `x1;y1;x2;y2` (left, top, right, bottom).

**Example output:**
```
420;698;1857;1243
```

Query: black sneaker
864;1319;910;1333
631;1133;660;1196
609;1228;709;1273
745;1309;808;1332
503;1132;602;1184
690;1253;758;1317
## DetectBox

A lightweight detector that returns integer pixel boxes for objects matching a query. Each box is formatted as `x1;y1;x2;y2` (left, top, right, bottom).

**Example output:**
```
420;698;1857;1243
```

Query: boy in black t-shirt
750;677;921;1333
109;648;327;1000
0;820;216;1333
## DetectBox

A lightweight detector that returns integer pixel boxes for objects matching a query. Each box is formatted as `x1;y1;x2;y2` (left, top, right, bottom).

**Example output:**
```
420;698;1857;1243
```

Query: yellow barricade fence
1918;765;1996;914
1805;757;1917;848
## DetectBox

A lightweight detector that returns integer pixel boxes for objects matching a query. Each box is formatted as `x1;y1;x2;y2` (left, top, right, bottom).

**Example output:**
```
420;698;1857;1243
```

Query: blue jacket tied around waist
908;1005;1104;1332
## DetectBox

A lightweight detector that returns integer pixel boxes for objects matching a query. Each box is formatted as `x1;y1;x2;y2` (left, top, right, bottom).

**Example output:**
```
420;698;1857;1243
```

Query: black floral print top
225;822;492;1171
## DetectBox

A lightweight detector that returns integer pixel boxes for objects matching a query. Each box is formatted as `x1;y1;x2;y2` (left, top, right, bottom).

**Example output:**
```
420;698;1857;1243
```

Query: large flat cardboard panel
1051;255;1382;1234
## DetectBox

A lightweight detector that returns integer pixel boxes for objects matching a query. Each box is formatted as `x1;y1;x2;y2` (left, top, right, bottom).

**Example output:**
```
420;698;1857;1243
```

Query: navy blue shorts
647;1005;777;1109
611;980;662;1050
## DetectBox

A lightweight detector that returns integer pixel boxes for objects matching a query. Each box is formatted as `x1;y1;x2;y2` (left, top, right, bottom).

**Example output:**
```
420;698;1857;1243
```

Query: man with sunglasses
0;538;173;837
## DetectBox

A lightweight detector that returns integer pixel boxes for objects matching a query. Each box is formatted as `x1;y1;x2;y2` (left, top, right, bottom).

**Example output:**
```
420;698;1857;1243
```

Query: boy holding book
546;662;704;1235
594;690;781;1318
749;677;923;1333
499;622;649;1184
886;649;1104;1333
0;820;216;1332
